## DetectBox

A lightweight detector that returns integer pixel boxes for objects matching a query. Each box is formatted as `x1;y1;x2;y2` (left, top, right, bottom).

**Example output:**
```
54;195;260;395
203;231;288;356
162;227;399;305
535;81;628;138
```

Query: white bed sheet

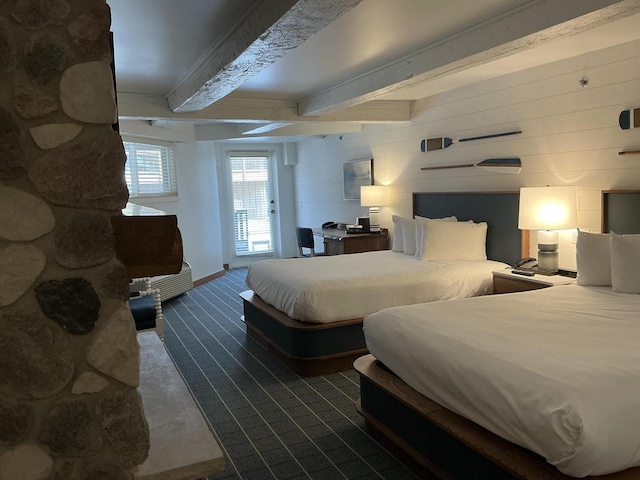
363;285;640;477
245;251;507;323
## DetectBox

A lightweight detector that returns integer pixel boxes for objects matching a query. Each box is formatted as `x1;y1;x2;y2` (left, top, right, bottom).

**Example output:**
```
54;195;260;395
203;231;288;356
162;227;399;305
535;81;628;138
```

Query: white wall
126;140;224;282
293;38;640;270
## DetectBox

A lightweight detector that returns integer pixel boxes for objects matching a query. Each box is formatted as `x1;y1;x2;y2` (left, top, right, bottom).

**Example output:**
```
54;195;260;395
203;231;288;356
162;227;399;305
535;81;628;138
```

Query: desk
313;228;388;255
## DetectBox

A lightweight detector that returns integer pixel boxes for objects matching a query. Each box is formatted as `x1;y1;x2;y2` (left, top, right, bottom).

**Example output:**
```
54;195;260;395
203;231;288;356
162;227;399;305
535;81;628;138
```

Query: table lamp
360;185;388;233
518;186;578;274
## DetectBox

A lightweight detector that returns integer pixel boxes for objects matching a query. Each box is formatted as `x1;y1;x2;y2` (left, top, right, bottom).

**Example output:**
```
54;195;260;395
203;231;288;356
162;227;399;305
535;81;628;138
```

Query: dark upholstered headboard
413;192;522;266
602;191;640;233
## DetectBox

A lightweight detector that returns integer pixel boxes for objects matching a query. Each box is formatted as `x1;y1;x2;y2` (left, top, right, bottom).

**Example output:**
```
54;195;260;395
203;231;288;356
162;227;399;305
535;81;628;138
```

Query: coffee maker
356;217;370;233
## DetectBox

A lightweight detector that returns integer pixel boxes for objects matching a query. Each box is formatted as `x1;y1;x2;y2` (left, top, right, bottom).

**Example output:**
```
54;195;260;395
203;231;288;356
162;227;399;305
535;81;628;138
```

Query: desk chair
295;227;317;257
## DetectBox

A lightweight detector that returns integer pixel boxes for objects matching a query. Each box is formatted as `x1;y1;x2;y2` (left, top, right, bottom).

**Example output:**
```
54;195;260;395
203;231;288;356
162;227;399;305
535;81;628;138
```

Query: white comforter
246;251;507;323
364;285;640;477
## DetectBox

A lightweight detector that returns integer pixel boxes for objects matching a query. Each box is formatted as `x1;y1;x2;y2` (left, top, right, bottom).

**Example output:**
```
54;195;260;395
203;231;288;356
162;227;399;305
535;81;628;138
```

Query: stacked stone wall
0;1;149;479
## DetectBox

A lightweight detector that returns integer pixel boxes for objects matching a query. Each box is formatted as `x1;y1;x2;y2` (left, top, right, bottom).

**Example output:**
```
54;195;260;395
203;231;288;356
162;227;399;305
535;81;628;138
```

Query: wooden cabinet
492;270;575;294
313;228;388;255
112;203;183;278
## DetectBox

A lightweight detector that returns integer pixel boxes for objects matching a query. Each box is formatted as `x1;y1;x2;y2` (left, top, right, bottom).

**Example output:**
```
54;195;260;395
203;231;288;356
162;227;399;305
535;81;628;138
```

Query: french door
226;151;276;264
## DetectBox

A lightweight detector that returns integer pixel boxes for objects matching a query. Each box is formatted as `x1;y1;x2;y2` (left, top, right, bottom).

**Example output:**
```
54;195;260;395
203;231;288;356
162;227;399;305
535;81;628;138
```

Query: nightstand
492;270;576;294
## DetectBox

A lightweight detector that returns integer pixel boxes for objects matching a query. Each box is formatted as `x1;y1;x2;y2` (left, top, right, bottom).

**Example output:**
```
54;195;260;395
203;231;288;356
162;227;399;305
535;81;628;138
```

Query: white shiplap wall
293;38;640;270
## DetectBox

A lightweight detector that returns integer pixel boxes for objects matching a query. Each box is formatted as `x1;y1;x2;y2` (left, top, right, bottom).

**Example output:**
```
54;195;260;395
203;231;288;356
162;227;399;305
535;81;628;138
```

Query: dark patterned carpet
161;267;419;480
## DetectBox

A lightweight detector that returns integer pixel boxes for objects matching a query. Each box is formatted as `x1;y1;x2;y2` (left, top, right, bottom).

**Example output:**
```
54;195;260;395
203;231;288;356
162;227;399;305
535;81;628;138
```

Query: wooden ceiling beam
118;93;412;124
240;122;362;137
167;0;363;113
239;123;294;135
299;0;640;116
119;120;196;143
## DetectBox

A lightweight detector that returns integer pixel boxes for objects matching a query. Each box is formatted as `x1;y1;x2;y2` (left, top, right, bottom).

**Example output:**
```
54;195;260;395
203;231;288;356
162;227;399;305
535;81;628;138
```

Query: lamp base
368;207;381;232
536;230;559;274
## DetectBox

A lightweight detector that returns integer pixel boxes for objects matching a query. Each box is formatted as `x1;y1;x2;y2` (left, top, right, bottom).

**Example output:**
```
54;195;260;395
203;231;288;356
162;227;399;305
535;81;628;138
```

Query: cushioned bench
129;277;163;338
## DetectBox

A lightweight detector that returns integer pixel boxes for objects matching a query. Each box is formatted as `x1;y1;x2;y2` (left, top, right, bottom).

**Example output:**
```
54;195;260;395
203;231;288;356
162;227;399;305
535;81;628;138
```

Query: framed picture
343;158;373;200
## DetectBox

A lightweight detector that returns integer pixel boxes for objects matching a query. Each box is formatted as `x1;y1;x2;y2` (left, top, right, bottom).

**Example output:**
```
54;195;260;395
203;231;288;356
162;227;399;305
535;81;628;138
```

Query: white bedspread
363;285;640;477
246;251;507;323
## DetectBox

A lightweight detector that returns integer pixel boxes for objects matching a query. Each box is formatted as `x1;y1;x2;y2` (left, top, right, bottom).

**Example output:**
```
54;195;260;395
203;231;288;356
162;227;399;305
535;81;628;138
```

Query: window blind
123;140;177;197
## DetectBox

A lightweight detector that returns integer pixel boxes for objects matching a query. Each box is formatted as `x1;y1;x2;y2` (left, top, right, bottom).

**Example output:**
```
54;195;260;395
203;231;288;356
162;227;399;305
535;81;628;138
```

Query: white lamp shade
518;186;578;230
360;185;388;207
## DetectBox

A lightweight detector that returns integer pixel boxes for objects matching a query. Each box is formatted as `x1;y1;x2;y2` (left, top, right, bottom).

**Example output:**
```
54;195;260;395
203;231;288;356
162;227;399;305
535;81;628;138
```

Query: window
228;153;274;256
123;140;177;197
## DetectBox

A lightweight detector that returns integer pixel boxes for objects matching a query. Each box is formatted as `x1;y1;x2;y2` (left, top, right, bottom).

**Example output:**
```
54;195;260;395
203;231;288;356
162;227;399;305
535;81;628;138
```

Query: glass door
227;152;276;263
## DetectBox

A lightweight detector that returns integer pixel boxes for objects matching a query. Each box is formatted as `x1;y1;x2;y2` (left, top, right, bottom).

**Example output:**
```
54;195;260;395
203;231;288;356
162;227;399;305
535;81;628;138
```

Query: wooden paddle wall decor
619;108;640;129
420;137;453;152
420;130;521;152
421;158;521;174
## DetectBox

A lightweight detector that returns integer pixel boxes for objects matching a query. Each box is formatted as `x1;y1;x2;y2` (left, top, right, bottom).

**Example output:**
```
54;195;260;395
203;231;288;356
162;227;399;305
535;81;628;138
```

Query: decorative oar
421;157;521;174
420;137;453;152
619;108;640;129
420;130;521;152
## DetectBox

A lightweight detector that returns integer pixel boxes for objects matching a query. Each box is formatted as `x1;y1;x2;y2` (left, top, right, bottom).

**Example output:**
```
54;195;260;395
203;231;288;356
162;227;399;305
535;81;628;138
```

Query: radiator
149;261;193;302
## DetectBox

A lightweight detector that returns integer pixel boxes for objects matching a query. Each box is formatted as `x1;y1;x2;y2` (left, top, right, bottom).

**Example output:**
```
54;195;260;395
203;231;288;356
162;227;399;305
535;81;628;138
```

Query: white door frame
216;143;283;268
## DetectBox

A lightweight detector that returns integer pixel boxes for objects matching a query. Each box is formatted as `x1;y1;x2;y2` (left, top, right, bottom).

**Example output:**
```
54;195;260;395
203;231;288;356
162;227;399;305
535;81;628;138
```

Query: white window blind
229;153;273;256
123;140;177;197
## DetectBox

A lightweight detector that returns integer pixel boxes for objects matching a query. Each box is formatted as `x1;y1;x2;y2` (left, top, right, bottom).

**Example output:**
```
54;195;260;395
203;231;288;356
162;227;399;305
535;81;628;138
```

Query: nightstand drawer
493;276;549;294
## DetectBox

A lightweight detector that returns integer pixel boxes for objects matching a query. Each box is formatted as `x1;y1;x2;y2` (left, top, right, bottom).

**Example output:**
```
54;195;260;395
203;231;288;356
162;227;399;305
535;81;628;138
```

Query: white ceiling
108;0;259;96
234;0;532;100
108;0;640;141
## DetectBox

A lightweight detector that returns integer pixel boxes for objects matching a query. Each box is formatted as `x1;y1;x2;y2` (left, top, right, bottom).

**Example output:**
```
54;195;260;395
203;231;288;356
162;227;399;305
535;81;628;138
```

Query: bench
135;332;224;480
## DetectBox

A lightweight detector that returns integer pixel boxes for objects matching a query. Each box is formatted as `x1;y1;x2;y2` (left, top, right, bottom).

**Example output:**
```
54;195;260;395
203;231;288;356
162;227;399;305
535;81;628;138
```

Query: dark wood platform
240;290;367;376
354;354;640;480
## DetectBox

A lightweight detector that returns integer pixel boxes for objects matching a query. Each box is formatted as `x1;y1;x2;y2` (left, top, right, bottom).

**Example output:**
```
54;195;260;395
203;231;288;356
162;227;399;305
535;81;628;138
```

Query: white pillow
611;232;640;294
576;230;611;286
421;220;487;262
414;215;457;258
400;218;417;255
391;215;405;252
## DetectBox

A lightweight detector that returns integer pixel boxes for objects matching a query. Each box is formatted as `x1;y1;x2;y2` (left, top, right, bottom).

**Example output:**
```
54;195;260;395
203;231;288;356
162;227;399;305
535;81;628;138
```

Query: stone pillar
0;2;149;479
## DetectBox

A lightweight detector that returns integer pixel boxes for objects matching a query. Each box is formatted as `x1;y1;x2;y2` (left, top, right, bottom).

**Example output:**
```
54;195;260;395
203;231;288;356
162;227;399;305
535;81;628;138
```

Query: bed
246;252;507;323
355;190;640;479
241;192;526;376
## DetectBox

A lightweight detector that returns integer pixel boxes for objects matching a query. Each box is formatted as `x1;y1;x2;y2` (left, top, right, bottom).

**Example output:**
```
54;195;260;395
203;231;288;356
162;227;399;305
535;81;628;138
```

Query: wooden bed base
240;290;367;376
354;354;640;480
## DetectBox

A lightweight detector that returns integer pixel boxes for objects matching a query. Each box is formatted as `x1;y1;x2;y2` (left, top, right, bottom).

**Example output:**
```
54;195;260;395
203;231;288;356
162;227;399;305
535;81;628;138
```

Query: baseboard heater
150;261;193;302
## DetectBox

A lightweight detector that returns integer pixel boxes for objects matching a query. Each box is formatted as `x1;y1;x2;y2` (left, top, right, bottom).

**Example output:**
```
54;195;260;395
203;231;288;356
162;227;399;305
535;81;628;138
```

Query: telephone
322;221;338;229
515;257;538;269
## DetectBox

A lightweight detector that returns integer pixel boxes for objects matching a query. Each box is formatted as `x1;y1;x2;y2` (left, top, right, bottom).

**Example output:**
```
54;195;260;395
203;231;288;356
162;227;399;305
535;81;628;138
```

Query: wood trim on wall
193;270;225;287
521;229;530;258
